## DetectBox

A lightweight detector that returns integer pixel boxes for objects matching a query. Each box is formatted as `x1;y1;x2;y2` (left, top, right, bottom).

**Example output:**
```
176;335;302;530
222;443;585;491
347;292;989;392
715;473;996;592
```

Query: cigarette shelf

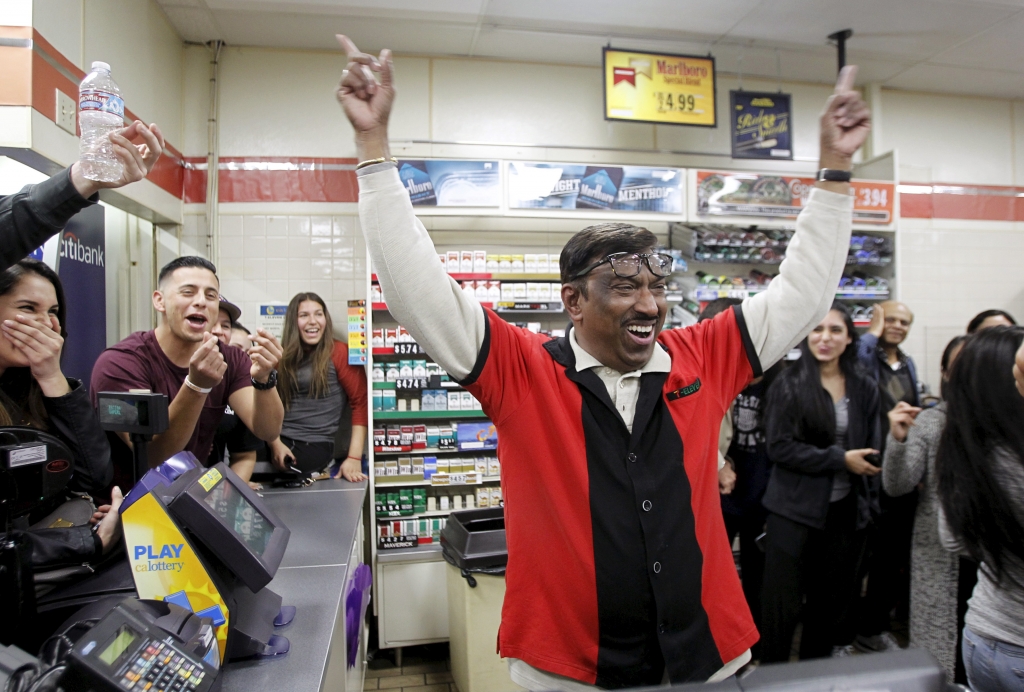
374;477;502;488
372;273;561;282
375;543;443;562
693;288;889;301
374;446;495;456
373;410;489;420
373;301;564;314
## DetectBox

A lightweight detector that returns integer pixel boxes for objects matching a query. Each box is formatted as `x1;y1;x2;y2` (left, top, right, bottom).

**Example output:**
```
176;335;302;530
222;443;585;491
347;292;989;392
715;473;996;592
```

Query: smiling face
0;274;60;370
880;301;913;347
563;252;668;373
807;309;852;364
153;267;220;344
211;308;233;346
296;299;327;347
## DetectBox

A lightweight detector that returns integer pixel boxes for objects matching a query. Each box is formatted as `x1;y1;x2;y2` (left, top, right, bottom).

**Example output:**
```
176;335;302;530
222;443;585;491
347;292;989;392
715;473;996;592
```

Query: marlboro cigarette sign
603;48;717;127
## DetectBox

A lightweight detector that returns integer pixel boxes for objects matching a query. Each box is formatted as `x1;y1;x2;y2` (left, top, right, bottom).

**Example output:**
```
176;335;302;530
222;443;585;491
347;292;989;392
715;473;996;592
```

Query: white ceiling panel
209;9;478;54
884;62;1024;98
483;0;761;36
153;0;1024;98
727;0;1020;58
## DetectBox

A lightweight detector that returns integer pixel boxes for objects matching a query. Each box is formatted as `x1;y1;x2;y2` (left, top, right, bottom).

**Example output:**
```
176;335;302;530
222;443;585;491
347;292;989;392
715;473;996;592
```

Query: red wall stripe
184;158;359;204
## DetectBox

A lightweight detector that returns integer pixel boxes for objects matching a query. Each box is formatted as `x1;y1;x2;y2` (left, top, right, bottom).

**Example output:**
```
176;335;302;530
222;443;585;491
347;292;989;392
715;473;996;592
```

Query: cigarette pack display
476;487;490;508
460;251;474;273
526;283;541;300
438;254;447;272
461;280;476;297
474;250;487;273
399;488;413;515
426;426;440;447
465;494;476;509
372;390;383;412
413;425;427;448
427;496;437;512
440;494;450;511
412;458;424;476
513;283;527;299
385;328;397;347
373;427;386;447
436;458;450;474
399;360;413;377
423;456;437;479
383;459;398;476
447;251;460;273
486;254;500;271
511;255;525;272
537;254;550;273
400;425;414;446
397;399;407;412
460;391;473;410
383;390;397;411
453;495;463;510
488;281;501;301
475;458;487;475
372;363;385;382
490;487;503;507
499;255;512;272
525;254;538;273
501;283;515;301
488;458;501;477
448;391;462;411
372;285;383;304
413;360;427;377
372;328;384;347
398;457;412;475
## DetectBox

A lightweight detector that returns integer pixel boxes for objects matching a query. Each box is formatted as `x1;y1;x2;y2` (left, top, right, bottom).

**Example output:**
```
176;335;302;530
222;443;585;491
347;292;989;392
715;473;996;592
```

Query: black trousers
724;512;766;658
858;489;917;635
280;435;334;474
760;493;867;662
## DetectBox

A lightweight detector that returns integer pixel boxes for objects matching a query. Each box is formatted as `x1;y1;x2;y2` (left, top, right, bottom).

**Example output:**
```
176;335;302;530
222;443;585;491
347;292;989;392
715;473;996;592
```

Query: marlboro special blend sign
603;48;716;127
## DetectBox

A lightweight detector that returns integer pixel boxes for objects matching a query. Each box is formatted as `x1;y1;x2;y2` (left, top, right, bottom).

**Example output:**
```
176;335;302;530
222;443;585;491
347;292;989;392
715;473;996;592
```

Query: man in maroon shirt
91;256;284;489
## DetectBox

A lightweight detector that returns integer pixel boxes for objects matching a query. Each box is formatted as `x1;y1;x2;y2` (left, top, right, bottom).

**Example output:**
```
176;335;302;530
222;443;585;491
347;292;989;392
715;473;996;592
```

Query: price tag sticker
393;343;425;355
395;378;429;390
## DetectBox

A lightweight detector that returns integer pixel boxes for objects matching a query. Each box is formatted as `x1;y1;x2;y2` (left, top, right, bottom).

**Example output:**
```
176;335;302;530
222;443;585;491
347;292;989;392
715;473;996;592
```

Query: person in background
883;335;966;681
0;259;110;497
91;256;284;490
209;300;262;485
967;309;1016;334
855;300;920;653
938;326;1024;692
0;259;119;569
701;298;785;660
760;302;881;662
269;292;368;482
0;121;163;272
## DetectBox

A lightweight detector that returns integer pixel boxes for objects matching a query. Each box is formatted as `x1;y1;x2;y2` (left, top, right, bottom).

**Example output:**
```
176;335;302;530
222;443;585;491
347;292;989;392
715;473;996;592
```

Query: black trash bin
440;507;507;585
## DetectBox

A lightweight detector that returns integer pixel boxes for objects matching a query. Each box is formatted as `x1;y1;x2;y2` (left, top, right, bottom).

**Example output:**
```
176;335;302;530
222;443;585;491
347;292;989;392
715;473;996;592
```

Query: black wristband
817;168;852;182
252;370;278;390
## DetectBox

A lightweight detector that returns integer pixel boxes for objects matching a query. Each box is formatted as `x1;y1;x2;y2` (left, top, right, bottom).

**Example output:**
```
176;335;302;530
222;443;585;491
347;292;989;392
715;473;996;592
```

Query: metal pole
828;29;854;74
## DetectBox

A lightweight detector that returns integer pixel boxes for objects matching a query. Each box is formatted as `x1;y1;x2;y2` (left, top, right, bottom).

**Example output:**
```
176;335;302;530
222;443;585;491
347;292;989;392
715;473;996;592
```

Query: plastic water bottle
78;61;125;182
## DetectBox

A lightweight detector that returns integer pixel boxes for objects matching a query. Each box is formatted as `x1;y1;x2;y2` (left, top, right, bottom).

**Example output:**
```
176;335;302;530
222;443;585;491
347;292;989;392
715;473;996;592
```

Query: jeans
962;626;1024;692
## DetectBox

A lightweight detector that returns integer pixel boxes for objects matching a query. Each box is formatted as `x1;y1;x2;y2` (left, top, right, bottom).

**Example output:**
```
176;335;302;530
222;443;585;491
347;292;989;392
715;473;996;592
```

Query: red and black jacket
461;305;761;688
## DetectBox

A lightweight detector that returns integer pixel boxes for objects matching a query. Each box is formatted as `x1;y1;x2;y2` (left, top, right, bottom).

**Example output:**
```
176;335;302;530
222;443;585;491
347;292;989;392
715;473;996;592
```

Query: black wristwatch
816;168;852;182
252;370;278;390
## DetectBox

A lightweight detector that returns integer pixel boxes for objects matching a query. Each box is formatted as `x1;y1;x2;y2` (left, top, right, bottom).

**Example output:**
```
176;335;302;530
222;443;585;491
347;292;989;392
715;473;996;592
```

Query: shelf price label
395;378;429;390
393;343;425;355
437;437;457;450
430;471;481;486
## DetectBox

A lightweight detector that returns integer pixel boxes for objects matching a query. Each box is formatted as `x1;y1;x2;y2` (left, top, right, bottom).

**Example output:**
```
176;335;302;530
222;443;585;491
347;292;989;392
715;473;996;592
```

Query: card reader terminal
64;598;220;692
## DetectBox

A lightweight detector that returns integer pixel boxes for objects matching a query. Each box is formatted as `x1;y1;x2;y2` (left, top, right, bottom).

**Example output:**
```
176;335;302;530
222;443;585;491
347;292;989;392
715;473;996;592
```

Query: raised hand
248;328;282;384
887;401;921;443
819;66;871;167
2;313;69;397
188;332;227;391
868;303;885;339
71;120;164;197
336;35;394;160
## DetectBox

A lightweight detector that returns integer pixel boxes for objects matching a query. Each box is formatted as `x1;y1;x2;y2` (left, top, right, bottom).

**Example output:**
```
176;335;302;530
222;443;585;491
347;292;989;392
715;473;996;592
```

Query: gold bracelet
356;156;398;170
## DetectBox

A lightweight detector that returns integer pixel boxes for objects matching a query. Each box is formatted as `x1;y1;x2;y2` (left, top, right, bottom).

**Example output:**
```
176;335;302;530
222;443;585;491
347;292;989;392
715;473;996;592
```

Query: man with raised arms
337;35;869;690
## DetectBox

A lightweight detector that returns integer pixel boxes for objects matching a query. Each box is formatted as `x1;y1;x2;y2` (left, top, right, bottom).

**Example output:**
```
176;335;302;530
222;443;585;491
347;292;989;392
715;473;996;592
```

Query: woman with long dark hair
760;301;881;661
882;335;966;680
966;309;1016;334
0;259;120;566
938;326;1024;692
269;292;368;481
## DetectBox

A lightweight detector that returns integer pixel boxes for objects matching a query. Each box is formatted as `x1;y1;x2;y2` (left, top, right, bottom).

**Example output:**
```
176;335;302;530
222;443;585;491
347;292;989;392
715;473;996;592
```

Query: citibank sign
60;232;104;267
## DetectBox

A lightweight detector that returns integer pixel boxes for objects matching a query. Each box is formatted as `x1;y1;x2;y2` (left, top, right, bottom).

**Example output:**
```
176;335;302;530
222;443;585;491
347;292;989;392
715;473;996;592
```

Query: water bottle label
79;90;124;118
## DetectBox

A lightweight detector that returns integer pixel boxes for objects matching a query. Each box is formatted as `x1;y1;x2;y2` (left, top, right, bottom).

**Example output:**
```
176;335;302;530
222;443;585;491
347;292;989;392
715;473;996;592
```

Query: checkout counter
220;478;367;692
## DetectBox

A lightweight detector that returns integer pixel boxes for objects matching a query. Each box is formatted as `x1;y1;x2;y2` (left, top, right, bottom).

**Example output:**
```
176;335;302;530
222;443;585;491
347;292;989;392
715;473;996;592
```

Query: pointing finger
337;34;360;57
834;65;858;94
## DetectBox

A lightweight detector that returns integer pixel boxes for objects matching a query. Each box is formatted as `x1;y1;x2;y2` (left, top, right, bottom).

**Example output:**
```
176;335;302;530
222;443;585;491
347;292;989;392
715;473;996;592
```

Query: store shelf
376;508;468;521
372;272;560;282
374;476;501;488
374;301;563;314
375;542;443;563
373;410;488;420
694;288;889;301
374;446;492;456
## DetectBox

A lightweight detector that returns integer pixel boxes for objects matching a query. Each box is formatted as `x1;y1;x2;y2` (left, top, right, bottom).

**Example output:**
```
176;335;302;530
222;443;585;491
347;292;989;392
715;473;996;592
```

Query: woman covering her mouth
269;292;368;482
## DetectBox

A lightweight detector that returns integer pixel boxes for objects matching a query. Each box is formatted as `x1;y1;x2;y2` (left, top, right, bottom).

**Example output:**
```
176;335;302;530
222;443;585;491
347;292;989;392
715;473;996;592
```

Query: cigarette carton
474;250;487;273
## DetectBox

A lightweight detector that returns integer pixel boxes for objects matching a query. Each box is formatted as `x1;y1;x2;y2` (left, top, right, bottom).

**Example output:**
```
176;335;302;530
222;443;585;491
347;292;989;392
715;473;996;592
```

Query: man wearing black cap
210;297;264;484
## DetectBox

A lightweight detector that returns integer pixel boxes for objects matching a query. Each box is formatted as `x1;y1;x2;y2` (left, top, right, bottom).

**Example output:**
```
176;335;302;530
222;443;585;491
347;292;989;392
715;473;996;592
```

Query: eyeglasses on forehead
571;252;675;281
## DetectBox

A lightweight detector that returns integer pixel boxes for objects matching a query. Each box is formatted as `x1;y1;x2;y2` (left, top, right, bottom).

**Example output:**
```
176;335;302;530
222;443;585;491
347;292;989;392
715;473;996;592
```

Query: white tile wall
180;212;369;339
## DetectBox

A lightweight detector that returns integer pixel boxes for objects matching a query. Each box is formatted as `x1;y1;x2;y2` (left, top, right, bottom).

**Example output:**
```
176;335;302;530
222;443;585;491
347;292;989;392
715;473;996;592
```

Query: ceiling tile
926;10;1024;68
884;61;1024;98
726;0;1019;60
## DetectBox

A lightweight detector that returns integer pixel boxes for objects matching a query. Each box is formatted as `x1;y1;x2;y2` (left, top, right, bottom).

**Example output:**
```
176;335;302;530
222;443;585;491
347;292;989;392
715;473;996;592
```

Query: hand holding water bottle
71;61;164;198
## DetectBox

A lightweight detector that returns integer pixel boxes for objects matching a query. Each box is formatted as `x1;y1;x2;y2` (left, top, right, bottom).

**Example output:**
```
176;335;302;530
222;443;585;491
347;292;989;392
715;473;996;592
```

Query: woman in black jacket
0;259;119;567
760;301;881;662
